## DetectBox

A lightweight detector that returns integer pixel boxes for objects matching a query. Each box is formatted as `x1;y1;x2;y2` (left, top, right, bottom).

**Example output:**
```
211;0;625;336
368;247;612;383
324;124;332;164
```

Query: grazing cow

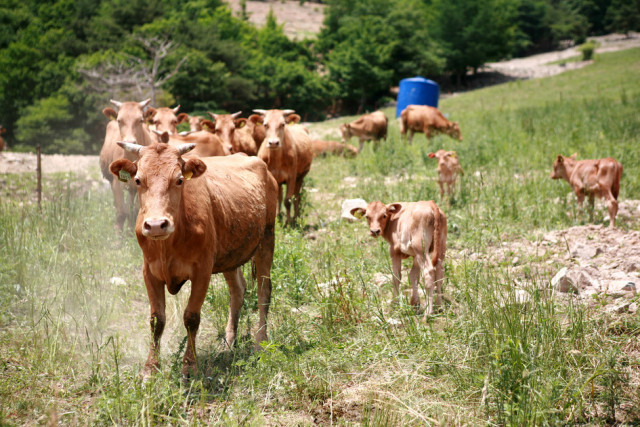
428;150;464;198
109;142;277;378
550;153;622;227
100;99;156;231
311;140;359;158
255;109;313;226
0;125;6;152
207;111;244;154
147;107;229;157
340;111;388;152
400;105;462;143
351;201;447;318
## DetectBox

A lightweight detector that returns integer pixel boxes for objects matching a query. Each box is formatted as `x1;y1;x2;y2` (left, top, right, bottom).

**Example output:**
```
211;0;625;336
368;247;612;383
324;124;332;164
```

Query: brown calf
551;153;622;227
255;109;313;226
340;111;388;152
400;105;462;143
428;150;464;198
110;142;277;378
351;201;447;318
311;140;359;158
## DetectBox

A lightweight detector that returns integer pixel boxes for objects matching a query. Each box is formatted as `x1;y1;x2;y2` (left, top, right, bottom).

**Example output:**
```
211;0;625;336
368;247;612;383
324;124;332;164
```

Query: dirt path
486;33;640;79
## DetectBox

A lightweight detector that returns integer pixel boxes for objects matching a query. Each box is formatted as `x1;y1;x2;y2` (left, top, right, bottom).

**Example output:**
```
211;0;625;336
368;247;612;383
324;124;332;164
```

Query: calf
428;150;464;198
340;111;388;152
351;201;447;318
255;109;313;226
311;140;359;158
110;142;277;378
400;105;462;143
551;153;622;227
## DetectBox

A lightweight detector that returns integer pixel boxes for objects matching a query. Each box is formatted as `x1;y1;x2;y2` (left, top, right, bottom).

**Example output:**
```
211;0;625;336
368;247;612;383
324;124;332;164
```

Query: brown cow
109;142;277;378
551;153;622;227
176;114;203;133
400;105;462;143
249;114;266;149
146;105;185;134
207;111;243;154
231;118;260;156
255;109;313;226
340;111;388;152
311;140;359;158
428;150;464;198
351;201;447;318
100;99;156;231
0;125;6;152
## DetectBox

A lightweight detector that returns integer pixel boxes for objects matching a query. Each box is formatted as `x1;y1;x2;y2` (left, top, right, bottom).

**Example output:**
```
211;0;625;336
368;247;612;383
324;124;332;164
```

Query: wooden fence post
36;145;41;208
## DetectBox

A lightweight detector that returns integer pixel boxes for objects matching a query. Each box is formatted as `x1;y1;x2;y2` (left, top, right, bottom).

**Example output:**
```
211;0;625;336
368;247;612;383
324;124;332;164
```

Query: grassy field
1;48;640;426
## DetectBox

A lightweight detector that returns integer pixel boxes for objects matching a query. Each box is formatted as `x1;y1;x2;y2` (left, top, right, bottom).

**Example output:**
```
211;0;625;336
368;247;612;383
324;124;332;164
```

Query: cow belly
212;219;266;273
398;230;416;257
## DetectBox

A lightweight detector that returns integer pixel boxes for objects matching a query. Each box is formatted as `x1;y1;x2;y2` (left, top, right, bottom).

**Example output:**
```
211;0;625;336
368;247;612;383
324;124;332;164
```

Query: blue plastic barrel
396;77;440;118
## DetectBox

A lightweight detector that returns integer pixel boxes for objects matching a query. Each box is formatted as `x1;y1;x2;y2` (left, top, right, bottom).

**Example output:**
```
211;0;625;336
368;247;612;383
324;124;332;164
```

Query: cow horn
139;99;151;108
117;141;143;154
110;100;123;108
176;143;196;155
282;109;295;115
253;109;267;115
231;111;242;119
173;105;181;114
207;111;218;120
179;130;196;136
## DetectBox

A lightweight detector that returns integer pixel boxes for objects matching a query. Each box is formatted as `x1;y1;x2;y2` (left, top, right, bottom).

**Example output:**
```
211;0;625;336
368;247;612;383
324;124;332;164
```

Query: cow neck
381;217;397;245
561;159;576;181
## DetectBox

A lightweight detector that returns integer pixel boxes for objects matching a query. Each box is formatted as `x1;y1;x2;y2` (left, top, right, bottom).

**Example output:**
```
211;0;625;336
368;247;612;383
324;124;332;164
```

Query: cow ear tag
118;170;131;182
238;121;245;128
353;210;364;219
184;171;193;180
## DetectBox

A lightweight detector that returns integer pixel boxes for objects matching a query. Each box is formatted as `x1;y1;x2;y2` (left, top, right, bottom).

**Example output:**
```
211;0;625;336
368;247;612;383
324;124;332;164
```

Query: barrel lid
400;76;438;85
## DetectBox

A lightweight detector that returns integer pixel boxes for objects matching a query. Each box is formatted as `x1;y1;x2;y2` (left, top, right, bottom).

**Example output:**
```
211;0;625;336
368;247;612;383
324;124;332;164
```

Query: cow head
208;111;242;153
110;99;151;145
188;115;203;132
351;201;402;238
448;122;463;141
109;142;207;240
551;153;577;180
254;109;294;149
147;106;181;134
428;150;456;170
339;123;351;143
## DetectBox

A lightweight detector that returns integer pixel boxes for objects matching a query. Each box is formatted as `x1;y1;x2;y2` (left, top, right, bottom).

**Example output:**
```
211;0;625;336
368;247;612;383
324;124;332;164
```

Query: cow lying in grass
311;140;359;158
110;142;277;378
551;153;622;227
428;150;464;198
351;201;447;318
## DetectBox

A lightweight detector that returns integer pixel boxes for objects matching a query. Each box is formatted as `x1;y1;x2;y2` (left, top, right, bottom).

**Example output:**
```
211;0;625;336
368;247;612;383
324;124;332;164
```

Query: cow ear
249;114;263;125
569;152;577;160
103;108;117;121
177;113;189;124
428;152;435;158
387;203;402;214
144;108;156;124
350;207;366;219
287;114;301;125
556;155;564;163
182;158;207;180
236;118;247;128
201;120;215;132
109;158;138;182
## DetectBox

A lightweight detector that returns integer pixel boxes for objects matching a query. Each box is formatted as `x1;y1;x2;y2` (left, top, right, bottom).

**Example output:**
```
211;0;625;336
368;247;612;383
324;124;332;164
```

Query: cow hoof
141;362;160;381
181;362;196;379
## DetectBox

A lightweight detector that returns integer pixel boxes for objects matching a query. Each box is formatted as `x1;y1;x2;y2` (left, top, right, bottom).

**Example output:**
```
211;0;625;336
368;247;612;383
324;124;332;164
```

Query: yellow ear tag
353;210;364;219
110;115;116;121
118;170;131;182
184;171;193;180
289;120;295;125
238;121;245;128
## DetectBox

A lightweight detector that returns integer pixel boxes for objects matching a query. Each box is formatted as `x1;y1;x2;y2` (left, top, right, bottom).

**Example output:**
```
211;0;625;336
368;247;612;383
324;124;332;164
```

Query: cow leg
112;182;127;231
142;263;166;379
408;130;414;144
293;172;309;225
438;181;445;199
425;127;432;140
604;191;618;227
283;178;296;227
222;268;247;348
418;254;437;318
358;139;364;153
409;258;421;311
435;258;444;308
588;194;596;222
253;225;274;348
182;269;212;377
276;184;283;218
391;253;402;303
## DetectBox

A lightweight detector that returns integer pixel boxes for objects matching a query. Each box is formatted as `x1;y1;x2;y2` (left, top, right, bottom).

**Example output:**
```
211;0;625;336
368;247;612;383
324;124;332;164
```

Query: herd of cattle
96;99;623;378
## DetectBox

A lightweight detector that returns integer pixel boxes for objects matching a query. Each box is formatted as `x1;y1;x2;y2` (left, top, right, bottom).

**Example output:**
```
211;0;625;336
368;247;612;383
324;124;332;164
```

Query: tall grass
1;49;640;425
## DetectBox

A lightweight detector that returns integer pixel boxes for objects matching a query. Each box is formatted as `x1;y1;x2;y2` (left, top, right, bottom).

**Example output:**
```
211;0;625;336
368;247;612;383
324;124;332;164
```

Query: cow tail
613;162;623;200
430;202;442;267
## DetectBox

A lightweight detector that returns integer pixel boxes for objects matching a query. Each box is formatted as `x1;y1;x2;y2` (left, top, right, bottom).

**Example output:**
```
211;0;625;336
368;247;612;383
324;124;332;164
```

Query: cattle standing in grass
400;105;462;143
428;150;464;198
311;140;359;158
249;114;266;149
147;107;229;156
0;125;6;152
207;112;247;154
551;153;622;227
351;201;447;318
100;99;156;231
231;118;260;156
339;111;388;152
255;109;313;226
109;142;277;378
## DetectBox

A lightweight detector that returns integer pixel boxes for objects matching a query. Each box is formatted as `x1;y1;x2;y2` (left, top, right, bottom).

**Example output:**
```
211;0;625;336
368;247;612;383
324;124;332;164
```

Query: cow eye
135;177;141;186
176;177;184;186
383;214;387;218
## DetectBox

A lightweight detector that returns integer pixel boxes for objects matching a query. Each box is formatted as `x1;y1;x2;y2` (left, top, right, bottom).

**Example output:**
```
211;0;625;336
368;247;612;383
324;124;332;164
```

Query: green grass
2;48;640;426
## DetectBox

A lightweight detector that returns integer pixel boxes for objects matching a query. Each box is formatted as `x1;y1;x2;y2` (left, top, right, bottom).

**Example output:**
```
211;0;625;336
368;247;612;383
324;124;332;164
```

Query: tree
605;0;640;35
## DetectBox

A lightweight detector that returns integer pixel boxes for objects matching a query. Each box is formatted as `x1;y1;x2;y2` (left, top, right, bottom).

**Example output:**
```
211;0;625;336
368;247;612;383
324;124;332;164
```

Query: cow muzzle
142;217;175;240
267;139;280;149
370;229;381;237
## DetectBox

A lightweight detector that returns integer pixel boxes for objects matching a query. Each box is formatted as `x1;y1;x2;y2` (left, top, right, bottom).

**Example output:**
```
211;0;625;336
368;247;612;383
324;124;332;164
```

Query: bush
577;41;598;61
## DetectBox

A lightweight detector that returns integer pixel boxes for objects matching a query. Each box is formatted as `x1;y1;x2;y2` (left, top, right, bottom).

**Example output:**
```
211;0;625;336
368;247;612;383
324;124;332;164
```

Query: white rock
373;272;392;286
606;280;637;298
605;302;631;314
110;277;126;286
570;244;603;260
387;318;402;325
551;267;578;293
629;302;638;313
512;257;519;265
341;198;368;222
577;271;601;291
611;271;629;280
